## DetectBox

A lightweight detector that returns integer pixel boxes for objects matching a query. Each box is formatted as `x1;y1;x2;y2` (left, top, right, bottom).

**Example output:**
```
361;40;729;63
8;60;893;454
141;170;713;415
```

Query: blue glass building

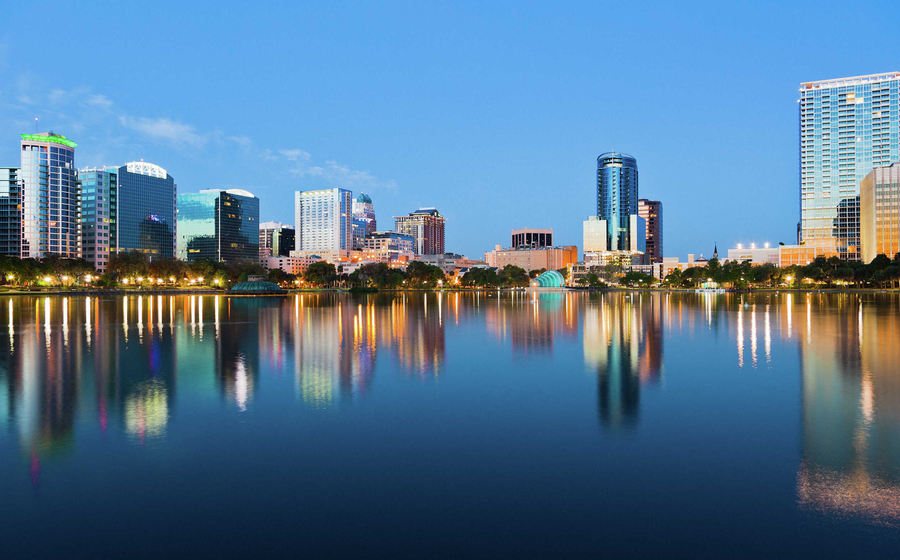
799;72;900;260
0;167;20;257
597;152;638;252
79;168;117;271
116;162;176;260
19;133;80;258
177;189;259;264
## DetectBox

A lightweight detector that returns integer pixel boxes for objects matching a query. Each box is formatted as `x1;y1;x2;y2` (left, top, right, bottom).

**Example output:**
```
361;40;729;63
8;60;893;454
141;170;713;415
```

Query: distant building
416;253;483;277
295;188;353;255
798;72;900;261
394;207;445;255
20;133;80;259
860;162;900;263
264;255;306;276
176;189;259;264
259;221;295;261
597;152;639;252
725;246;779;265
362;231;415;263
116;162;177;260
582;214;646;265
79;167;118;271
352;193;376;249
511;228;552;248
638;199;663;264
0;168;21;257
484;245;578;272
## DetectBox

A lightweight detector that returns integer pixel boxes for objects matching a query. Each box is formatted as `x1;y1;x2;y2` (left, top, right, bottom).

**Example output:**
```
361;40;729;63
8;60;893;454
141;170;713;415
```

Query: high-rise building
638;199;663;264
116;162;176;259
362;231;415;262
799;72;900;261
79;168;117;271
394;208;445;255
597;152;638;252
258;221;295;260
176;189;259;264
511;228;552;248
0;167;21;257
353;193;376;234
295;188;353;256
860;163;900;264
20;133;80;259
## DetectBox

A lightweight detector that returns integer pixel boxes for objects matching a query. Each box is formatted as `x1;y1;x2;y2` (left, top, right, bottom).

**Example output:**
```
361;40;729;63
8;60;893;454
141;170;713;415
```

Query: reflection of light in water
235;354;248;412
62;297;68;347
44;297;50;349
158;295;163;334
8;300;14;352
215;295;220;340
786;293;792;338
137;296;144;341
806;296;811;344
764;304;771;365
750;305;757;368
737;307;744;368
125;380;169;443
123;297;128;342
85;296;91;348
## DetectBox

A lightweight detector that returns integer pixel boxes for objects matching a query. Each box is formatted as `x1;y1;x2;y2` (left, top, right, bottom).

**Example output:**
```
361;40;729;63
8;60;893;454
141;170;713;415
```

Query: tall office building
176;189;259;264
79;168;117;271
353;193;376;235
259;221;295;260
0;167;20;257
20;133;80;259
295;188;353;256
511;228;552;248
799;72;900;261
394;208;445;255
597;152;639;252
860;163;900;264
638;199;663;264
116;162;177;259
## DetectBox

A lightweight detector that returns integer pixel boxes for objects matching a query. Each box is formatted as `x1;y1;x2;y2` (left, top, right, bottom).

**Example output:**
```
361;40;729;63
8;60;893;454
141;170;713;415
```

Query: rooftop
800;72;900;89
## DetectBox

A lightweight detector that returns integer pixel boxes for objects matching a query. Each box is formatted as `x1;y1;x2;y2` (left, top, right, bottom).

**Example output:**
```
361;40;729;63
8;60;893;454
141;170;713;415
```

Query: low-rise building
725;246;779;265
484;245;578;272
361;231;415;263
264;256;307;275
416;253;483;276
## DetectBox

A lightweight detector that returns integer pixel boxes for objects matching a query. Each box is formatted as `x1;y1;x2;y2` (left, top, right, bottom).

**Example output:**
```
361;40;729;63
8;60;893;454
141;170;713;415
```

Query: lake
1;291;898;558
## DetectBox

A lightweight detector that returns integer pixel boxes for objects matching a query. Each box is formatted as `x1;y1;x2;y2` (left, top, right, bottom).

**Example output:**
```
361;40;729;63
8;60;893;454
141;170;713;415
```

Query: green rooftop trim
20;134;78;148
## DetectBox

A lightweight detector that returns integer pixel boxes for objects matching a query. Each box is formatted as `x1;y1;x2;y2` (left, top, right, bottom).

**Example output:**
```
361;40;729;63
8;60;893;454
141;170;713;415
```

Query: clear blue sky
2;1;898;259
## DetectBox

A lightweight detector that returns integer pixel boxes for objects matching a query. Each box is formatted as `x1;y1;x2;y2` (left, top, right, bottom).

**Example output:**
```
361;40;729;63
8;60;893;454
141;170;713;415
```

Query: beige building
860;163;900;264
484;245;578;272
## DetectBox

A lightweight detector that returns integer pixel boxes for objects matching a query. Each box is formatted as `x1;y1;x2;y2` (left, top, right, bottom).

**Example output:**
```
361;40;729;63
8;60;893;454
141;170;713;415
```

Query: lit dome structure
532;270;565;288
356;193;372;203
230;275;287;294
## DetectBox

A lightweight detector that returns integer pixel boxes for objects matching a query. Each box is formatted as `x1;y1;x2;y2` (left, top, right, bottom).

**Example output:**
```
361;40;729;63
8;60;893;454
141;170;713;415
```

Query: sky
2;0;899;260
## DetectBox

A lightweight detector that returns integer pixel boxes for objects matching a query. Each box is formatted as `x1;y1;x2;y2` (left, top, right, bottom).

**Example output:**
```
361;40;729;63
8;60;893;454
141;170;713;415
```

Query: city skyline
3;2;900;259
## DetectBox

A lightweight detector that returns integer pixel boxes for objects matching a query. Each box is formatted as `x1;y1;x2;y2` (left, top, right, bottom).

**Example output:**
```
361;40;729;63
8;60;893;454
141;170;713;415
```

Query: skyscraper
116;162;177;259
20;133;80;259
597;152;638;252
353;193;376;235
258;221;295;260
295;188;353;256
860;163;900;264
394;208;445;255
638;199;663;264
79;167;117;271
799;72;900;261
176;189;259;264
0;167;20;257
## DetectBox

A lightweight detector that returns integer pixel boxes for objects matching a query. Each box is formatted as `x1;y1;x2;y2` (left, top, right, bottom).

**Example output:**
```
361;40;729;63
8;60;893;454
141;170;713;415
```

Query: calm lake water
1;291;899;558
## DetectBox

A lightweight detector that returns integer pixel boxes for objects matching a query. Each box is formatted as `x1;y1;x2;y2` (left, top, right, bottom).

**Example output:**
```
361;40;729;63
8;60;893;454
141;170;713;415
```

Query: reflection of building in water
797;294;900;525
292;294;379;408
485;292;578;357
583;292;664;429
386;293;445;378
216;297;263;412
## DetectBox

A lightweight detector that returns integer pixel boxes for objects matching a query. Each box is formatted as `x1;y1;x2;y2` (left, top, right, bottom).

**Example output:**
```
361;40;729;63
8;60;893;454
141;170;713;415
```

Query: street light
214;279;220;285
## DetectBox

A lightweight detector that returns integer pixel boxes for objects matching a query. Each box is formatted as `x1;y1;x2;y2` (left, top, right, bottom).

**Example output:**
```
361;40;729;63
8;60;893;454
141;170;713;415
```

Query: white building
295;188;352;255
725;246;779;265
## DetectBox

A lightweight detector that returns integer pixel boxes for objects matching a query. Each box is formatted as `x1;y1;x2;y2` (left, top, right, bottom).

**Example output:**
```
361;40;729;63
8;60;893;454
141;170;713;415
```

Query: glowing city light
43;277;52;283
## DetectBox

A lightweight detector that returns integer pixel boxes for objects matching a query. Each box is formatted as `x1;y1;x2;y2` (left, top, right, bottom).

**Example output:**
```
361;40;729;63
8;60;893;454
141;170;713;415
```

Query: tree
621;271;657;287
498;265;529;287
459;267;499;288
406;261;445;288
304;261;337;287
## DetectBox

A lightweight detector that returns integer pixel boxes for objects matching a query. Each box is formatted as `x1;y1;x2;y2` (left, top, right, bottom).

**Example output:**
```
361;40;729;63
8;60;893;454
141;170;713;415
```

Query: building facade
20;133;80;259
638;199;663;264
860;162;900;264
176;189;259;264
511;228;552;248
0;168;20;257
361;231;415;263
799;72;900;261
295;188;352;254
79;168;117;271
116;162;176;260
484;245;578;272
259;221;295;260
597;152;638;252
352;193;376;243
394;207;445;255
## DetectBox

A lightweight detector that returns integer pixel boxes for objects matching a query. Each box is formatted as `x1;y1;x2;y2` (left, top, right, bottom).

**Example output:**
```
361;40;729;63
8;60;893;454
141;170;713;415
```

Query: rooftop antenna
34;117;38;133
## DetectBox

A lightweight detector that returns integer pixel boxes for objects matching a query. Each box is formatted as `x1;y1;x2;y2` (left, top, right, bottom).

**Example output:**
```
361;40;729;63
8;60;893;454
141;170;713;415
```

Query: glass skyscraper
799;72;900;260
79;167;117;271
0;167;20;257
597;152;638;252
176;189;259;264
19;133;80;258
116;162;176;259
295;188;353;256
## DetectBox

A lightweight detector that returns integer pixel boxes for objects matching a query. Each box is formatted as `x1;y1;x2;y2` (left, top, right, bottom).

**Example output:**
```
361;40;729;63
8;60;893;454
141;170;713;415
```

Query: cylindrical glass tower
597;152;638;251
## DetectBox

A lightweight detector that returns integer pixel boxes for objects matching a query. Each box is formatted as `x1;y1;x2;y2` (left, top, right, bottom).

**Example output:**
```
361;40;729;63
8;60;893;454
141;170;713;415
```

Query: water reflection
0;291;899;531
